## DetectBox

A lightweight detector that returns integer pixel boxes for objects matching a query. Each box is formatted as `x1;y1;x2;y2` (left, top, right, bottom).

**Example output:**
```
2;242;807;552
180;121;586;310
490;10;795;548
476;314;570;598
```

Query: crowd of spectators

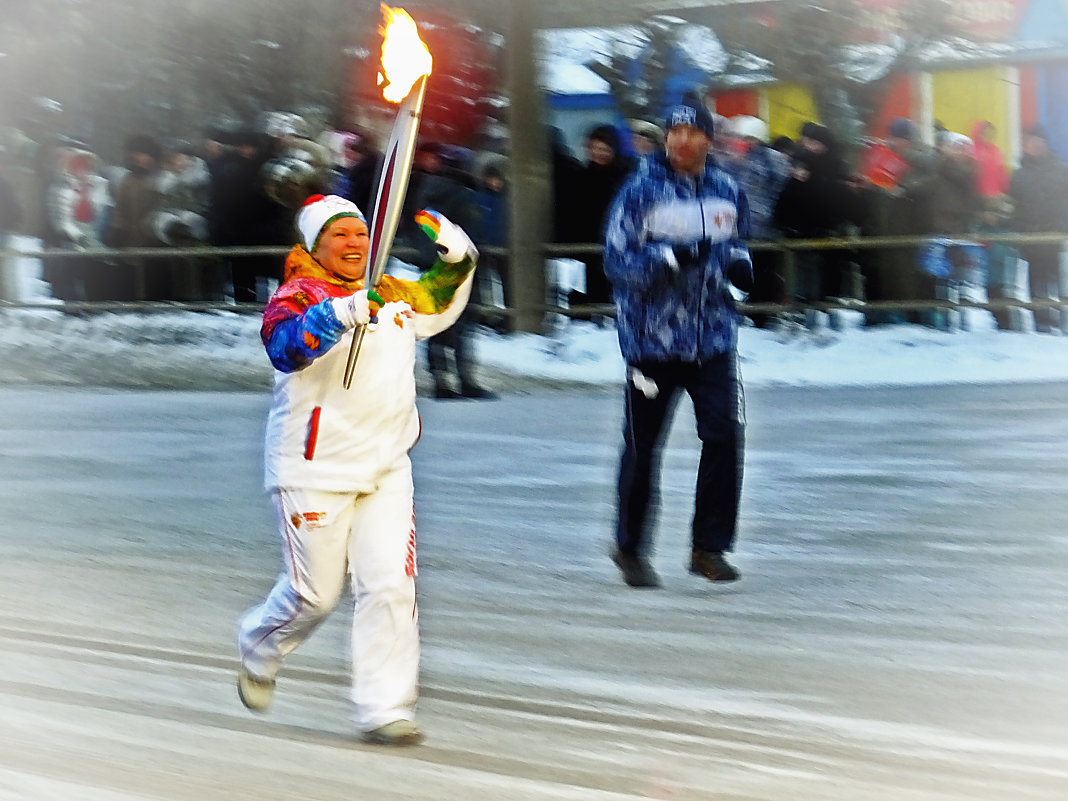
720;114;1068;332
544;112;1068;333
3;116;330;304
2;109;1066;333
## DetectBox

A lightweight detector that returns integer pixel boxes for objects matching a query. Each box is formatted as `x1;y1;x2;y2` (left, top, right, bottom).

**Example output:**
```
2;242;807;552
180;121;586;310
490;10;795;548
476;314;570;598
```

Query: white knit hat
937;131;973;152
296;194;366;251
729;115;769;144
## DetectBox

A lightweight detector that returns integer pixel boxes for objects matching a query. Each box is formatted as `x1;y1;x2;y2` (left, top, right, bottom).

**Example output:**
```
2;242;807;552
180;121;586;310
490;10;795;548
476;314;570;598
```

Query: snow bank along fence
2;234;1067;326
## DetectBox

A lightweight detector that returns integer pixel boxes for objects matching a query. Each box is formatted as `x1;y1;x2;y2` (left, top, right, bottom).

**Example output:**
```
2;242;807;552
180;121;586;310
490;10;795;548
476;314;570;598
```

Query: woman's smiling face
313;216;371;281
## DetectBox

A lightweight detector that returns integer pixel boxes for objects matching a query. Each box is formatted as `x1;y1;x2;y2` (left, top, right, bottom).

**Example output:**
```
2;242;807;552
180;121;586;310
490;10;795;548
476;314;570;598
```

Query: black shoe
611;549;660;588
689;550;740;582
434;385;462;399
460;384;498;400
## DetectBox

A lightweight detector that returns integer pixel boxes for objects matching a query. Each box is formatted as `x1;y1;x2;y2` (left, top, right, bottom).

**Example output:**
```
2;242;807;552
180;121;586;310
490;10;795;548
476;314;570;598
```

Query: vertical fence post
780;243;797;312
0;234;18;302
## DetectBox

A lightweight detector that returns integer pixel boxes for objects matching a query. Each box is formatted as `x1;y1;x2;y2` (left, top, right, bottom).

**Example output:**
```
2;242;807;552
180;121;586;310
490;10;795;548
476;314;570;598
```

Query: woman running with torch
237;6;477;747
236;195;477;746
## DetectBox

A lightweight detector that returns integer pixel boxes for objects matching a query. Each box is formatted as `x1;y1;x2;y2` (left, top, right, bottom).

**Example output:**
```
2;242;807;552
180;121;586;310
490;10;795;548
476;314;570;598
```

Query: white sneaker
237;666;275;713
362;719;424;746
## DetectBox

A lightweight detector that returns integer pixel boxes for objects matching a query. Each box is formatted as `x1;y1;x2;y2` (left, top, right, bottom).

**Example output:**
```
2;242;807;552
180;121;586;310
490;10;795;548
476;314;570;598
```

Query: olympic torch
342;5;433;389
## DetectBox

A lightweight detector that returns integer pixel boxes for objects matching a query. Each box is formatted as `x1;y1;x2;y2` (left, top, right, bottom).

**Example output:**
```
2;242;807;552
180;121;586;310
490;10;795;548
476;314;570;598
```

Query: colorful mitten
415;208;478;263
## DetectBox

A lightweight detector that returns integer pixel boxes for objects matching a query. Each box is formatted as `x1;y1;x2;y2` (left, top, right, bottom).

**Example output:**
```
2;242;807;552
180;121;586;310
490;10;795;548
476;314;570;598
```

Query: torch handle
342;325;369;389
342;74;429;389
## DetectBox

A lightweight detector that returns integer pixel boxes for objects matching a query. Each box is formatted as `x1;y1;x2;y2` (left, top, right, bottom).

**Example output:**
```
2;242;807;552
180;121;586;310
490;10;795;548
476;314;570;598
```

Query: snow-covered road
0;384;1065;800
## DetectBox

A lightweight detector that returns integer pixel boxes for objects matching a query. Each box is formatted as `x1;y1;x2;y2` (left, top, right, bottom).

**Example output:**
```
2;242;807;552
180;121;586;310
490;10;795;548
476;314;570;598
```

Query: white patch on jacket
643;197;737;244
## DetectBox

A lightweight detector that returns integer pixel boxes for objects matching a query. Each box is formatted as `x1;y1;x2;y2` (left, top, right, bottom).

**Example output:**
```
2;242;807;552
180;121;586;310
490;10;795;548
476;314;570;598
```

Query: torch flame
377;5;433;103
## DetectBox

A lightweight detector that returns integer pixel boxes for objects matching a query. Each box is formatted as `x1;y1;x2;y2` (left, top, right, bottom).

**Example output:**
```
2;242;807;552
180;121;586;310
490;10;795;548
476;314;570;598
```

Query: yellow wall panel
765;83;820;142
932;67;1013;156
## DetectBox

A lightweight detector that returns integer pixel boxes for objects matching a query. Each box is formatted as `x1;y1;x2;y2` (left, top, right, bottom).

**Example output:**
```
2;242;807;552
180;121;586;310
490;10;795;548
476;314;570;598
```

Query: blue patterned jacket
604;152;752;364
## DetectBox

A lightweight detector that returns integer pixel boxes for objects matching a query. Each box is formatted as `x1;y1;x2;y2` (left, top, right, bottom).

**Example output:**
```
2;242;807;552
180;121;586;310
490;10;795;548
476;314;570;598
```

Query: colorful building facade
547;0;1068;165
710;0;1068;165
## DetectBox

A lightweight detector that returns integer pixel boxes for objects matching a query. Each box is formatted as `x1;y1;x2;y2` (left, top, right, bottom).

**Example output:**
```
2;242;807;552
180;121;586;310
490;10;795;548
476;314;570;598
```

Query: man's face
631;133;658;156
313;216;370;281
1022;134;1048;159
165;152;189;173
130;152;157;171
586;138;615;166
416;150;441;173
665;124;711;175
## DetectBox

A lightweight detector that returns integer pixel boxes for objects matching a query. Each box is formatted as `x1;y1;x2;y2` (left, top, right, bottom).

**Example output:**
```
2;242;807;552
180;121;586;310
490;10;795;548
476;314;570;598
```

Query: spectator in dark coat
407;144;496;400
337;133;382;215
570;124;633;311
921;132;981;237
207;130;291;302
856;117;936;324
102;134;166;300
104;135;163;249
1010;125;1068;332
472;159;510;331
549;127;583;246
913;131;985;329
152;140;218;300
773;122;857;310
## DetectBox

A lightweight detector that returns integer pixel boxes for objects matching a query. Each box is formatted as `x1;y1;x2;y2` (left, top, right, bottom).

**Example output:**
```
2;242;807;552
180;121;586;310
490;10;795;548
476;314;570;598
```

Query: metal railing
544;233;1068;322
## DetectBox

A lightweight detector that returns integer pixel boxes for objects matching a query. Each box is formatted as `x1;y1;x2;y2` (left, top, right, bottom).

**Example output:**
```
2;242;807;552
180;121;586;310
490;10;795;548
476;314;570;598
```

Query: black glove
725;258;754;293
672;240;712;269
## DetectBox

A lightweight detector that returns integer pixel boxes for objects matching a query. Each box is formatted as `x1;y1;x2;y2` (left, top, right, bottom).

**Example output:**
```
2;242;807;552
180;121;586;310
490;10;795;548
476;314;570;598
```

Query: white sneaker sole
362;720;424;746
237;667;275;713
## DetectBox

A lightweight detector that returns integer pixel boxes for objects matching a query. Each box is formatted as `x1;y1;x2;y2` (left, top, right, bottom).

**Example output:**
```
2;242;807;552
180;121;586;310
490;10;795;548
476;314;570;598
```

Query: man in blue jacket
603;94;752;588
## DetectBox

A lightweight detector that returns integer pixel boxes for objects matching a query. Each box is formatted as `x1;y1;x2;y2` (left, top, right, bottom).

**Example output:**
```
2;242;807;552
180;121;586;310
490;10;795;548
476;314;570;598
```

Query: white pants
238;456;419;731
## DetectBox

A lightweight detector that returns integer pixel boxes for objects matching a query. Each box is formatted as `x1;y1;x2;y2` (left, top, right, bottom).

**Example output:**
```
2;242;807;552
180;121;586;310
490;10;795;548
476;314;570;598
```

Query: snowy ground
3;304;1068;392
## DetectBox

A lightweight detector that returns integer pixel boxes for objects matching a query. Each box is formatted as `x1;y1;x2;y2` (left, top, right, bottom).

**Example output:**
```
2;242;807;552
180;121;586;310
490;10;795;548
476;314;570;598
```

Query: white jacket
262;253;473;493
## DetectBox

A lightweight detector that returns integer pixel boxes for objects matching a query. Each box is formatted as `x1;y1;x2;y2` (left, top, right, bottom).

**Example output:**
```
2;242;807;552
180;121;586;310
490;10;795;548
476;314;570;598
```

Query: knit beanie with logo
663;94;716;139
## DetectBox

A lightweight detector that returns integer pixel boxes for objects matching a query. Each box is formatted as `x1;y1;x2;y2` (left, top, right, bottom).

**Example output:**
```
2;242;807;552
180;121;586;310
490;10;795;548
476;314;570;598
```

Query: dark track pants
615;353;744;557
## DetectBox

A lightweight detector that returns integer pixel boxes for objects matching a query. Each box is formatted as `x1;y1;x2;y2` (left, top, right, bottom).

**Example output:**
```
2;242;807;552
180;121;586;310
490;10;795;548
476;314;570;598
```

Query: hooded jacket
603;150;751;364
971;121;1009;199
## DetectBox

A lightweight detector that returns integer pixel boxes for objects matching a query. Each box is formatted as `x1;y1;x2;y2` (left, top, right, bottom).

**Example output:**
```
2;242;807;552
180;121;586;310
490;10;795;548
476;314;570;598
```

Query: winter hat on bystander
296;194;366;252
730;115;770;144
627;118;665;147
888;117;917;142
937;131;973;153
663;94;716;140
